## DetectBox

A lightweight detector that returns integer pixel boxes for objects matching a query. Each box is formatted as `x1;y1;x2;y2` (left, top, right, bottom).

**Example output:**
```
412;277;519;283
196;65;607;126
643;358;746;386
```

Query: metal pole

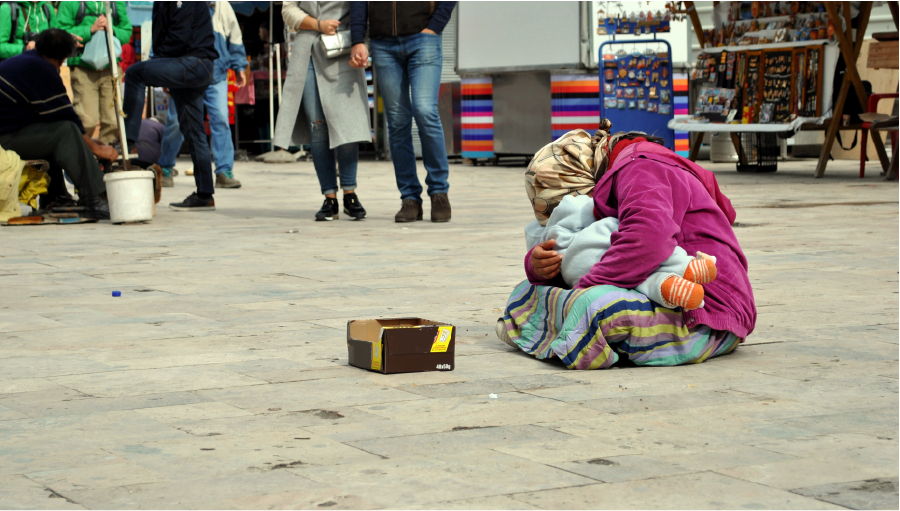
275;43;283;106
103;0;130;170
268;1;274;152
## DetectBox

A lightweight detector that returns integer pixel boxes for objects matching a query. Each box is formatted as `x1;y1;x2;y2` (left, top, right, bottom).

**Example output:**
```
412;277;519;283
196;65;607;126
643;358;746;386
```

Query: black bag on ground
831;54;873;151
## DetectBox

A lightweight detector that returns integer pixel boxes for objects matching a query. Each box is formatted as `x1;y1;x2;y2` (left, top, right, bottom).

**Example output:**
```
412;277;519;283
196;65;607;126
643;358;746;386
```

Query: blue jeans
124;56;214;195
302;59;358;195
371;33;449;202
159;80;234;175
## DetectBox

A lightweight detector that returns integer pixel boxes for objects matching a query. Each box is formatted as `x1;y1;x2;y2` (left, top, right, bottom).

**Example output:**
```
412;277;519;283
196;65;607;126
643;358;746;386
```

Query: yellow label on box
431;326;453;353
371;328;383;370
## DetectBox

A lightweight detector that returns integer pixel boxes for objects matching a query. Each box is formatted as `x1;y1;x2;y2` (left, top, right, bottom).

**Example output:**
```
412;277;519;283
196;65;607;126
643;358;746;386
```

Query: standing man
349;2;456;223
157;1;247;189
56;1;131;143
122;1;218;211
0;1;56;60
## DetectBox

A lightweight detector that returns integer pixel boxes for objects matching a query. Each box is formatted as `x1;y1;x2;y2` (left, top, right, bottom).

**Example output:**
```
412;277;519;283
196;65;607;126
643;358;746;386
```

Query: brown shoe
395;199;423;223
430;193;451;222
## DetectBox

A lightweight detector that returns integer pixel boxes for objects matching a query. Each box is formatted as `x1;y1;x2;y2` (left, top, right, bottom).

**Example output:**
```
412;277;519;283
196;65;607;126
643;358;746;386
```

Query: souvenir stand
599;39;677;151
671;1;884;176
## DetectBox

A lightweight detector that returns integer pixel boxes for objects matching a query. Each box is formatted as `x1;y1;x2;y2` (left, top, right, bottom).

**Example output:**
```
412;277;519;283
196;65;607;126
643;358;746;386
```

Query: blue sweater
209;2;246;84
0;50;85;135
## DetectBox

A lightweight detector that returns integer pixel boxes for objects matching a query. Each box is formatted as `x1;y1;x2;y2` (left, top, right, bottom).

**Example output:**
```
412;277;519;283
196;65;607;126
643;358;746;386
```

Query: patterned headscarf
525;119;613;226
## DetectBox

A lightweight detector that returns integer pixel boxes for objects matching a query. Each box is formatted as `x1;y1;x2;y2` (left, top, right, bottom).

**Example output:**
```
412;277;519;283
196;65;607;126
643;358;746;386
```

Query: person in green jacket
56;1;131;143
0;1;56;60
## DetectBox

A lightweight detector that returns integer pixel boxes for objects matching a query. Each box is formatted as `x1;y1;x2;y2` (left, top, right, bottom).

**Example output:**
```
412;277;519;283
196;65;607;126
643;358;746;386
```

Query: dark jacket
0;50;85;135
151;2;218;60
350;2;456;45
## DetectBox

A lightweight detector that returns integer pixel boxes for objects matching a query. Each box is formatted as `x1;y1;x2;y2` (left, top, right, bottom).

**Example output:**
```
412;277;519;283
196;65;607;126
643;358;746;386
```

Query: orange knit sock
684;253;717;284
661;275;705;310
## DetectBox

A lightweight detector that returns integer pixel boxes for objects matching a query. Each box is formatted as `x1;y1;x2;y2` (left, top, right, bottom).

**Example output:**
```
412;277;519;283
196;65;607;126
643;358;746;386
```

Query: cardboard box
347;318;455;374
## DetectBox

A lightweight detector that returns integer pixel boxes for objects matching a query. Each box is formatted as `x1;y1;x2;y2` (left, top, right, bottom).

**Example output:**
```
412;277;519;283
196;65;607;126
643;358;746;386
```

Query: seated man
135;116;165;169
0;28;115;218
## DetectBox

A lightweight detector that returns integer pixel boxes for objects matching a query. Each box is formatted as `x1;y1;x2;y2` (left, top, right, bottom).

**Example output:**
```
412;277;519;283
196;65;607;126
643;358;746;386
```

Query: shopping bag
81;31;122;70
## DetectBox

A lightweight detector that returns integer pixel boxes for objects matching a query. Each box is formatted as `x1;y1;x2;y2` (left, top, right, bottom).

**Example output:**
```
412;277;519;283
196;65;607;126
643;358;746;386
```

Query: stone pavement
0;156;897;510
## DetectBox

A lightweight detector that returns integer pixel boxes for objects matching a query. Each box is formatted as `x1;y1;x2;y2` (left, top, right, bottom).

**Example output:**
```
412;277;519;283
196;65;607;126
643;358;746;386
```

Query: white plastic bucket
103;170;154;224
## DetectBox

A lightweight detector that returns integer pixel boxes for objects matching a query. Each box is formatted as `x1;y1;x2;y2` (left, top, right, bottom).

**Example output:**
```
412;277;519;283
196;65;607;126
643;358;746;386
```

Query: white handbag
315;4;352;59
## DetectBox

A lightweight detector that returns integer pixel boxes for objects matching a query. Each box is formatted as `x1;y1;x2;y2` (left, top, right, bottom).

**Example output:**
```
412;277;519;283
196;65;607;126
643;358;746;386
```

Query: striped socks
684;252;718;284
661;276;705;311
661;253;717;310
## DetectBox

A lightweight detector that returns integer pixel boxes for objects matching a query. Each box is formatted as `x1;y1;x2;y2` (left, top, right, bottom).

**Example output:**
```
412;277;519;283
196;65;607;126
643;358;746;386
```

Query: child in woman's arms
525;195;716;310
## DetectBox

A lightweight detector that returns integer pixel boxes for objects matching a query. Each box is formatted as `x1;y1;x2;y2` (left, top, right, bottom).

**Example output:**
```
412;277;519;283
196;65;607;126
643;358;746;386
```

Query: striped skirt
502;281;741;370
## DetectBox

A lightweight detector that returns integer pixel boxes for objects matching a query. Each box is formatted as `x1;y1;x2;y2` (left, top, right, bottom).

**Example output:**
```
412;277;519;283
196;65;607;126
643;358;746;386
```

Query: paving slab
0;157;896;508
791;477;899;510
513;471;845;509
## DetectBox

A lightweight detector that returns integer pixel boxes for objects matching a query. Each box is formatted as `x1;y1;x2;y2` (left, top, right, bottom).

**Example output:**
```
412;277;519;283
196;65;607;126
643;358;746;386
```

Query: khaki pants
71;65;121;143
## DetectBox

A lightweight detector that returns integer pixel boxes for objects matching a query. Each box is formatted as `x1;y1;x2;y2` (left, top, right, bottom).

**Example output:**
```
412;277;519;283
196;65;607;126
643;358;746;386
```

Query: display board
456;2;588;73
591;0;693;67
599;40;676;150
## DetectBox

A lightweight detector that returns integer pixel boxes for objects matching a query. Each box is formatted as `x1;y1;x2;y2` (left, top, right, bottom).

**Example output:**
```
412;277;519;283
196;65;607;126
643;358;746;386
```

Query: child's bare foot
684;252;717;284
661;275;705;310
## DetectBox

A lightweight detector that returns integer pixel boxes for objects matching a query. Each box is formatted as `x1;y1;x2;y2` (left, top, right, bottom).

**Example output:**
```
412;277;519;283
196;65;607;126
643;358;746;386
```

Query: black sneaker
315;197;339;221
342;194;366;220
169;192;215;211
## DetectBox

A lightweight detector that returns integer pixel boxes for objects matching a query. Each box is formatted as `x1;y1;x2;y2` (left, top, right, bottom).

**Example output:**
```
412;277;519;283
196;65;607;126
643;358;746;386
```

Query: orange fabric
684;258;717;284
661;276;704;310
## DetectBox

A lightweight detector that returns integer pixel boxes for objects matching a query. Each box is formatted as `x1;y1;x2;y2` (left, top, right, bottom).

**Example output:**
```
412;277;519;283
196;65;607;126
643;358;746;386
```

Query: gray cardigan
273;1;371;150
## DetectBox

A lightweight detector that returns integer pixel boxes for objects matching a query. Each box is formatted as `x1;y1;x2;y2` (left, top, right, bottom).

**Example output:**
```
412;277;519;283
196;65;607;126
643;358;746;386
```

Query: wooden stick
103;1;130;170
825;2;869;109
688;132;704;161
815;2;875;177
816;78;851;178
683;2;706;48
730;133;747;167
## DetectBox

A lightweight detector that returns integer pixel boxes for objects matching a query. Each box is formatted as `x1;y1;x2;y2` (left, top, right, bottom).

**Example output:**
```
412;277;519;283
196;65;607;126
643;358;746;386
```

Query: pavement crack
344;443;389;460
270;460;304;469
46;488;79;504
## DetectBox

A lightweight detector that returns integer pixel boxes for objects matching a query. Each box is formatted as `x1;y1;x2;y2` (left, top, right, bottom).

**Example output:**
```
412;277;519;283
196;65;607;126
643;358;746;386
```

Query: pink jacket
526;141;756;338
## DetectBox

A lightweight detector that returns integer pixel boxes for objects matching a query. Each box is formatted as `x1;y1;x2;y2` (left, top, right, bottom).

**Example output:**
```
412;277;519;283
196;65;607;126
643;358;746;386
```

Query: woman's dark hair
609;131;666;151
34;29;78;61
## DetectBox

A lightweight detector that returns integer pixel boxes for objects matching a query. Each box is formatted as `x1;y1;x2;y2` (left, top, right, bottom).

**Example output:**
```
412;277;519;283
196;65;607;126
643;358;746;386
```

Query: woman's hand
90;14;107;34
349;43;368;68
530;239;563;280
421;28;437;35
318;19;340;35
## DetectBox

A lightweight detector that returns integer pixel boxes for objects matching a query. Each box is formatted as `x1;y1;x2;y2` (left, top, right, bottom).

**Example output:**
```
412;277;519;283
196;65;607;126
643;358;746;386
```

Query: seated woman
498;132;756;369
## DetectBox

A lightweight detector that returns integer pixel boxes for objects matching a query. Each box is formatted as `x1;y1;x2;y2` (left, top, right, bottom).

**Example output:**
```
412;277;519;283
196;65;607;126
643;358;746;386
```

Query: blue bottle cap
112;291;121;297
